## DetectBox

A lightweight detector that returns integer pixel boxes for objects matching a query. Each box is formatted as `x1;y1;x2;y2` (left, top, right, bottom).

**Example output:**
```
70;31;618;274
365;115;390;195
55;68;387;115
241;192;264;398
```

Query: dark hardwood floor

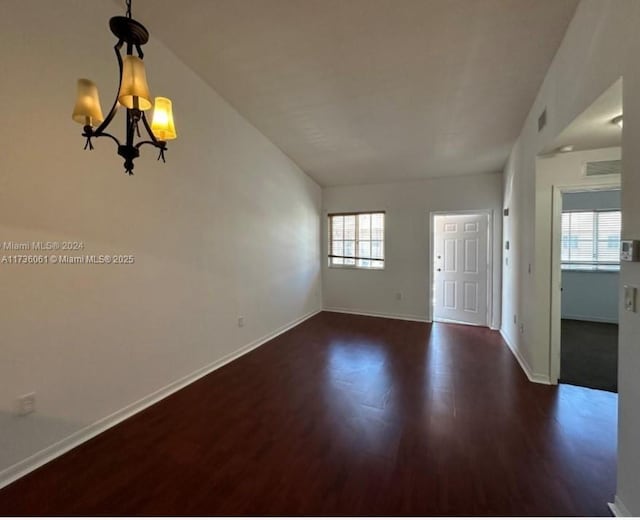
0;312;616;516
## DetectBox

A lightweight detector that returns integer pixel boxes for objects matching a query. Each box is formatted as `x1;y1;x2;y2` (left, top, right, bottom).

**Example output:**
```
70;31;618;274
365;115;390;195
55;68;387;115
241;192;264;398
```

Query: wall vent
584;159;622;177
537;108;547;132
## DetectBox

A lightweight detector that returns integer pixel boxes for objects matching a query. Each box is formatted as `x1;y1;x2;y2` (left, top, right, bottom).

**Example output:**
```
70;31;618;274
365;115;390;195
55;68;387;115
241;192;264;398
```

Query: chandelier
71;0;176;175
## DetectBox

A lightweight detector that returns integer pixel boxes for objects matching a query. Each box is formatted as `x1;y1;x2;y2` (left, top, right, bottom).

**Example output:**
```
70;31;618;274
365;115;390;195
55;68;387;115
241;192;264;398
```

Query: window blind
561;210;621;270
328;212;385;269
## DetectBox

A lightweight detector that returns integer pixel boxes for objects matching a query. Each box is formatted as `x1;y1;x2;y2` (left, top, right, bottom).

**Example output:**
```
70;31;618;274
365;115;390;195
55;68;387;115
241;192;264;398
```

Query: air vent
585;159;621;177
538;108;547;132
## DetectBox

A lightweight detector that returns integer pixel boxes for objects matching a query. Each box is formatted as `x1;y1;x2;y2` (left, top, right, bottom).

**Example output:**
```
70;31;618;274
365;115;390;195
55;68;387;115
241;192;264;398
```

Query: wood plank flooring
0;312;617;515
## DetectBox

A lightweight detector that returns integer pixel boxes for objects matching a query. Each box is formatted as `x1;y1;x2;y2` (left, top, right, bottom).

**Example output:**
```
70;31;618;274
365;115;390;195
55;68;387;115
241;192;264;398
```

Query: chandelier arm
91;131;121;148
92;41;125;137
140;112;164;146
135;140;167;150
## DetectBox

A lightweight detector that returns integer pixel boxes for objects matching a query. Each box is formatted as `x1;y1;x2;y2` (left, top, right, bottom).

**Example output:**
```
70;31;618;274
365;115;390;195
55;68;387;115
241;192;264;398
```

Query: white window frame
328;211;385;270
561;209;621;272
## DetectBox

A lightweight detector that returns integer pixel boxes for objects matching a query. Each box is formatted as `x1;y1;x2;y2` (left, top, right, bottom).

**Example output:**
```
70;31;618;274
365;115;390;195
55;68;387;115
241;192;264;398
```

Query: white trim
561;314;618;324
550;182;621;385
323;306;430;323
608;495;632;517
500;329;552;385
561;266;620;273
434;316;486;327
327;264;385;271
0;308;322;491
428;209;494;328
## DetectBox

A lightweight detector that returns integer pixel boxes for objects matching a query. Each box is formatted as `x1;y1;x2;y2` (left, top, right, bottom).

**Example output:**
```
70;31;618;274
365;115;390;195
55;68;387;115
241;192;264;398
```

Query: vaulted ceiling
544;78;622;155
133;0;578;186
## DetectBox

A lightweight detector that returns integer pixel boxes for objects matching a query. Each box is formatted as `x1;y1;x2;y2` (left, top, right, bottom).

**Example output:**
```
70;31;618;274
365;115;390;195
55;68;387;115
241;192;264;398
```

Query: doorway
431;211;492;327
543;78;623;387
556;187;621;392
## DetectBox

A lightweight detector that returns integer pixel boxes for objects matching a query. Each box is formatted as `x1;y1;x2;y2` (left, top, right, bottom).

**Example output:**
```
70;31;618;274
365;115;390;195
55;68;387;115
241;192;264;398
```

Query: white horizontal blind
329;212;384;269
597;211;621;263
561;210;621;270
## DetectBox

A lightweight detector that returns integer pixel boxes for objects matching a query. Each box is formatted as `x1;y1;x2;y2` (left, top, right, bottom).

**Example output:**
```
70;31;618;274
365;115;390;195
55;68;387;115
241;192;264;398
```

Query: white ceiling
543;78;622;156
132;0;578;186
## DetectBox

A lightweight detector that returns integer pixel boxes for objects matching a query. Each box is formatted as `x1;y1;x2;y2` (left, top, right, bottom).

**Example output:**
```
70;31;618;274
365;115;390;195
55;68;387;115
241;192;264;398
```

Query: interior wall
561;189;621;323
562;189;621;211
322;173;502;327
500;0;640;514
562;271;619;323
534;147;621;371
503;147;621;380
0;0;321;482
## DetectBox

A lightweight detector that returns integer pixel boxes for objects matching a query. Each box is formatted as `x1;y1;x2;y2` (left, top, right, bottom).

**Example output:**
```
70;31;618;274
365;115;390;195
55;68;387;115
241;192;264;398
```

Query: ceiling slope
133;0;578;186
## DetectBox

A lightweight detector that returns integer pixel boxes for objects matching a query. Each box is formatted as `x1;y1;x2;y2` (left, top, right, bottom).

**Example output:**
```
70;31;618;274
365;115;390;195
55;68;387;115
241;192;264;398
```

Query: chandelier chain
126;0;132;19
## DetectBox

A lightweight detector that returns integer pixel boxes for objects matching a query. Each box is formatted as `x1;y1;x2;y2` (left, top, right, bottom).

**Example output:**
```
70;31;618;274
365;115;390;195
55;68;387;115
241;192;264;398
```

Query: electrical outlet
16;393;35;416
395;292;402;301
519;324;525;334
237;316;244;328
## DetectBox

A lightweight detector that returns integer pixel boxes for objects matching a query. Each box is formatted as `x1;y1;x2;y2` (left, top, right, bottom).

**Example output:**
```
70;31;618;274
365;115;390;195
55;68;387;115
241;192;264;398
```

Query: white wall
322;173;502;328
501;0;640;514
0;0;321;484
562;271;619;323
534;148;620;350
504;147;621;379
561;189;621;323
563;189;621;211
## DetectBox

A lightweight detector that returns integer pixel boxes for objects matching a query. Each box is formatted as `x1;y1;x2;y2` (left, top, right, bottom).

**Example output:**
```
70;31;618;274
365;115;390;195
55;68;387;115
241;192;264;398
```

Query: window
328;212;385;269
561;210;621;271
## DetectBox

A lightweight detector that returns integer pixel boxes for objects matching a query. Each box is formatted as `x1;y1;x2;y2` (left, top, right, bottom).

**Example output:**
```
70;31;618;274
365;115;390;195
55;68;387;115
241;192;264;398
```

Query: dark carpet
560;319;618;392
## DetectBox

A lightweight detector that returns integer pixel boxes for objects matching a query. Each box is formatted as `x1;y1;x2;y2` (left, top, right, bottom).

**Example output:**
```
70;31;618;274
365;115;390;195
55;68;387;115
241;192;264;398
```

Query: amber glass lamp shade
72;79;104;126
118;55;152;110
151;97;177;140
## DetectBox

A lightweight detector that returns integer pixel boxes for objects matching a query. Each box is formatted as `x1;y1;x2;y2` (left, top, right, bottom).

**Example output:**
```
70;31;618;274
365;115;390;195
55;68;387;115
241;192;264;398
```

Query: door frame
428;209;494;327
549;182;621;384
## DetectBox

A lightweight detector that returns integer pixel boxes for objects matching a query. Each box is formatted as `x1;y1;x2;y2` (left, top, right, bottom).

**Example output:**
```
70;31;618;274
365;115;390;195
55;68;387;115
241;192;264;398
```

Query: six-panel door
433;214;488;326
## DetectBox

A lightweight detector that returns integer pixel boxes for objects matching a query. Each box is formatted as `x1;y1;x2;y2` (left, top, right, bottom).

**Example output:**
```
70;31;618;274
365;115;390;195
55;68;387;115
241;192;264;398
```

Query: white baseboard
0;308;322;491
434;317;487;327
608;496;632;517
562;314;618;324
323;306;430;323
500;330;551;385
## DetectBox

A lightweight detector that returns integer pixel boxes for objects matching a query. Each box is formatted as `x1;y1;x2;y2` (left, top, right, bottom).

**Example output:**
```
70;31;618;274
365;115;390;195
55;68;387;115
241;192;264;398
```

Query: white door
433;214;488;326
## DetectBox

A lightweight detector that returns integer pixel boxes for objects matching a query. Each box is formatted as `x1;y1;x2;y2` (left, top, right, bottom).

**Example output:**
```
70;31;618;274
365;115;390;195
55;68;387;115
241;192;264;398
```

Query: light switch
624;285;637;312
621;240;640;262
